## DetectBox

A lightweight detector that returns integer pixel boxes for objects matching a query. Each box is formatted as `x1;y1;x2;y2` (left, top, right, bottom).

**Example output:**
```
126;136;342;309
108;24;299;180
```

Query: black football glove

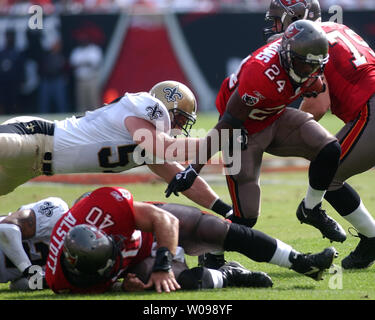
165;164;198;198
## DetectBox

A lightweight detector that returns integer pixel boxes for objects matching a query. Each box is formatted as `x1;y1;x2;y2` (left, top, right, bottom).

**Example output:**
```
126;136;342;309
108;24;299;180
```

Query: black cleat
198;252;226;269
296;200;346;243
341;233;375;269
290;247;338;281
219;261;273;288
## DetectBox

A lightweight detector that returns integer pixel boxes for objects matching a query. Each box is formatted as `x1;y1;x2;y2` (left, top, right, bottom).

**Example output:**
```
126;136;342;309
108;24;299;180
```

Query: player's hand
144;270;181;293
122;273;147;292
165;165;198;197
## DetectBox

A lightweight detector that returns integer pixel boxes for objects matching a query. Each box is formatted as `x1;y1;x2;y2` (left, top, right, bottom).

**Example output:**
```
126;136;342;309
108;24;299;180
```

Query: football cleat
296;200;347;243
219;261;273;288
198;252;226;270
289;247;338;281
341;233;375;269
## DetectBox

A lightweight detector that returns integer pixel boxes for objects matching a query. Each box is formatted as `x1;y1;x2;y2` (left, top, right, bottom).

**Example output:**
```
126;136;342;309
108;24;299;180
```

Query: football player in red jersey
166;20;346;251
263;0;375;270
45;186;338;294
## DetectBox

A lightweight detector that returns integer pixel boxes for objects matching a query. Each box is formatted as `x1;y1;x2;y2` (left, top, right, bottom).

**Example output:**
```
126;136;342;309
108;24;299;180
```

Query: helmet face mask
264;0;322;41
149;80;197;137
280;20;329;85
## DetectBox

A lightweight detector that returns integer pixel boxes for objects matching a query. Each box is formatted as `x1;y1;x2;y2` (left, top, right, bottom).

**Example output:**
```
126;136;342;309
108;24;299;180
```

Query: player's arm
164;88;251;197
132;201;180;293
148;162;232;216
191;88;250;173
0;210;36;274
125;116;200;162
299;77;331;121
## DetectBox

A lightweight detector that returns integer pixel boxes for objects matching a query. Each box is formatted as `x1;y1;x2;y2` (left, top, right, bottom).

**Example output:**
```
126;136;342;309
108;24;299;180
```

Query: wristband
152;247;173;272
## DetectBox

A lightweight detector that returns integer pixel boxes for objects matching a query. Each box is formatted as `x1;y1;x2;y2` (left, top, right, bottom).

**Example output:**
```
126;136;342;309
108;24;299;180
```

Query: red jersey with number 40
45;187;153;293
216;39;315;135
321;22;375;123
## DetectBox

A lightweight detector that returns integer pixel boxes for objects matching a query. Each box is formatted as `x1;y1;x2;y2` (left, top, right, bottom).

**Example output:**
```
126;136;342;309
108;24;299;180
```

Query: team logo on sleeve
146;103;164;120
38;201;57;217
242;93;260;107
163;85;183;102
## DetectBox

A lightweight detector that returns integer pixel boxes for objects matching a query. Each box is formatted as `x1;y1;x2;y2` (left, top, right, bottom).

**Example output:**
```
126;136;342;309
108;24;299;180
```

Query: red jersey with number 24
216;38;315;135
321;22;375;123
45;186;153;293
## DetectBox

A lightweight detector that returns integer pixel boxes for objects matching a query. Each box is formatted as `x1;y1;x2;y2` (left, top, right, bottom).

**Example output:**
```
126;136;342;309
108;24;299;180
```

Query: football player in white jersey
0;81;233;220
0;197;68;290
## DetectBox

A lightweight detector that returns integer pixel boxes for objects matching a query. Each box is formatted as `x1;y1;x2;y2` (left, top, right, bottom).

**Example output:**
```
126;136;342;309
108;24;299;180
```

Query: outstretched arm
165;89;250;197
132;201;181;293
148;162;231;216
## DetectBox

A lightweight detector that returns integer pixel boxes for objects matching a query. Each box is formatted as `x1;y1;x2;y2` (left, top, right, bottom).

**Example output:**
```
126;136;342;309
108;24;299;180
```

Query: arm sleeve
0;224;31;273
125;93;171;134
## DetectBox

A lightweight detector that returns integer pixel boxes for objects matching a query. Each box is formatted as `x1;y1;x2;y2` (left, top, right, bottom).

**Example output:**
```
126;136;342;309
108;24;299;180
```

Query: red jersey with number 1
216;38;315;135
321;22;375;123
45;186;153;293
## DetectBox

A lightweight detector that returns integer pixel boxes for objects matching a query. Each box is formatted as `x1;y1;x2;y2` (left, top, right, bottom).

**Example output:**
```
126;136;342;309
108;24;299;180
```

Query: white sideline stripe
99;13;131;91
163;13;216;111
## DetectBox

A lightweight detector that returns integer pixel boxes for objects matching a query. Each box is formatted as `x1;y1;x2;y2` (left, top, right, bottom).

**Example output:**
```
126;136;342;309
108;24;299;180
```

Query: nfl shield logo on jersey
242;93;260;107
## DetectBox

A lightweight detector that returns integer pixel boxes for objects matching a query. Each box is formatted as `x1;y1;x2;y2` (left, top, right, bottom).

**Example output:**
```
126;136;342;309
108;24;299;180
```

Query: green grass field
1;112;374;301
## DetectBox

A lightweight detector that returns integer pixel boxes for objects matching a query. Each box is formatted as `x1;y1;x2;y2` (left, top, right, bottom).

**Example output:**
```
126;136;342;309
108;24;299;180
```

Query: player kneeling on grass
44;187;337;294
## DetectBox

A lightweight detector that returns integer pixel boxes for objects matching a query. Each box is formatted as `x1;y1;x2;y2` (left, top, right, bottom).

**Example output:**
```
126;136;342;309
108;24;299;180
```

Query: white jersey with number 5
53;92;171;173
0;197;68;283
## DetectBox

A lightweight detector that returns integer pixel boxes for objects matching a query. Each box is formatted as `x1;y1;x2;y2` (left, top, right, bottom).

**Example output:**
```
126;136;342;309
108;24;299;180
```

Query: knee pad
309;141;341;190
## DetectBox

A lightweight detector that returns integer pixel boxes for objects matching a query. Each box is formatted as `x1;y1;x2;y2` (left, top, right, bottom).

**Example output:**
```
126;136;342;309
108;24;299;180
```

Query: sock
325;183;375;237
304;185;326;209
224;223;277;262
269;239;293;268
325;183;360;214
206;269;224;288
343;201;375;238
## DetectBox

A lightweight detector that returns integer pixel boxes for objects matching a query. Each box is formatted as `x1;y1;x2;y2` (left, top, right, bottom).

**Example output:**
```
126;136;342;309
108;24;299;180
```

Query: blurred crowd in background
0;0;374;115
1;0;374;15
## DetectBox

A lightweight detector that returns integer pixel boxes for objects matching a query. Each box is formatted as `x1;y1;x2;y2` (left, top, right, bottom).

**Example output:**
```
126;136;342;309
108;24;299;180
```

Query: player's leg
126;255;273;290
161;203;337;281
325;98;375;268
222;136;264;226
266;108;345;242
0;117;54;196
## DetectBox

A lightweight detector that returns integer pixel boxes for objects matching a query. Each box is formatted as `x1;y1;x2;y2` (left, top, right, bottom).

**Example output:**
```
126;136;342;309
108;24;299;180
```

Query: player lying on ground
45;186;337;293
0;195;271;291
